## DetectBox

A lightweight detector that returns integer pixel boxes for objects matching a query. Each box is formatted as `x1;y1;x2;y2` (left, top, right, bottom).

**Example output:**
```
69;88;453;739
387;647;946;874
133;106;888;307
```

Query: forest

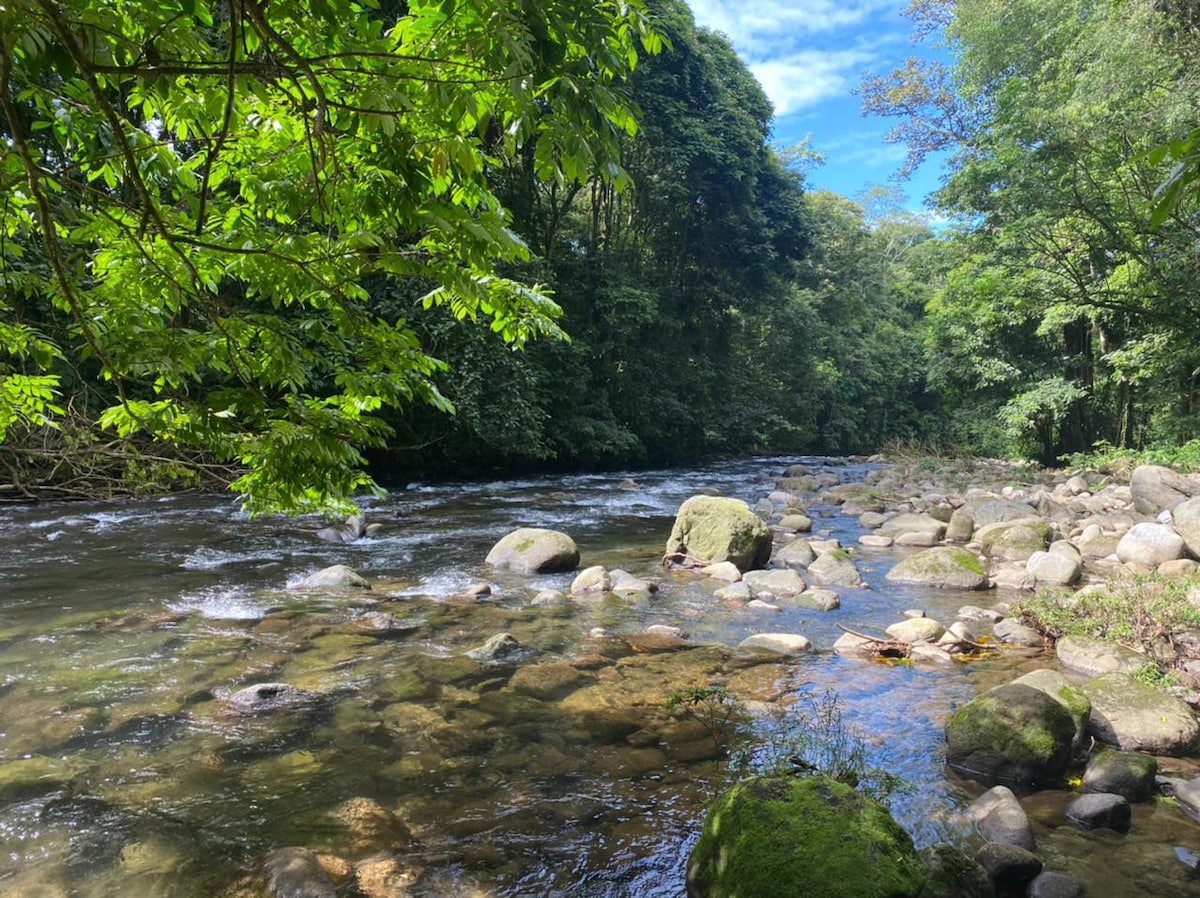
1;0;1198;513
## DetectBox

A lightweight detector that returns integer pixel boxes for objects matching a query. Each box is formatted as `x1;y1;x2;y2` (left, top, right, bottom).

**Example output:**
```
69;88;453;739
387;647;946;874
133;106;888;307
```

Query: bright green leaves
0;0;659;513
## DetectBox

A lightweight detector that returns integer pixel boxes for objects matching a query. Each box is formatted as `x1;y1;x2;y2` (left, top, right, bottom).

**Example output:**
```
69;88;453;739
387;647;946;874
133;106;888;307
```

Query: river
0;456;1197;896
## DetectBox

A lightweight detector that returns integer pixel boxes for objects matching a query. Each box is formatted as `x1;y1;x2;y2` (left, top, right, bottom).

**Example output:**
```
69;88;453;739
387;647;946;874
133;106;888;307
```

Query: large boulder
685;775;925;898
666;496;772;571
1130;464;1199;515
486;527;580;574
1010;669;1091;752
296;564;371;589
1174;496;1200;558
1080;671;1200;755
885;547;988;590
945;684;1076;787
1116;522;1185;568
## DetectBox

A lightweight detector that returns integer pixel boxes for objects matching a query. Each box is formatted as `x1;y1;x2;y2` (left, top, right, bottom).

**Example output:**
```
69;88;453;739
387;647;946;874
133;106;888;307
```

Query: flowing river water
1;457;1199;897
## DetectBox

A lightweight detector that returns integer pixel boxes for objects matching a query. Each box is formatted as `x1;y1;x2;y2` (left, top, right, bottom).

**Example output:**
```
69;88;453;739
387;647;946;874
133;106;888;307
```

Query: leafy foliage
0;0;658;512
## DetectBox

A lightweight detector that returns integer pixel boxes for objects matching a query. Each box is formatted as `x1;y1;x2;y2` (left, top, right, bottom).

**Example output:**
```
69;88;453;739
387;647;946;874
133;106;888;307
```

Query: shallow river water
1;457;1199;897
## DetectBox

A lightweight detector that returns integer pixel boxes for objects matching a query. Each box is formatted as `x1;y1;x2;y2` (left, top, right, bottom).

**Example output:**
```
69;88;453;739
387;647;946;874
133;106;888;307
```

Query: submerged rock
917;843;995;898
465;632;522;663
296;565;371;589
226;683;314;714
685;775;925;898
263;847;336;898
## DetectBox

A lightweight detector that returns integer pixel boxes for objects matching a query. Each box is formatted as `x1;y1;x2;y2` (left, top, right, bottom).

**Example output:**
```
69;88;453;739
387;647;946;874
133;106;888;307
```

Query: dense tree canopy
0;0;659;512
864;0;1200;461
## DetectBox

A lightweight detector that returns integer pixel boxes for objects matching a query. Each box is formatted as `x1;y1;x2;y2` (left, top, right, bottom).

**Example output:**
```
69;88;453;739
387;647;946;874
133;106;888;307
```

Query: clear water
0;457;1197;896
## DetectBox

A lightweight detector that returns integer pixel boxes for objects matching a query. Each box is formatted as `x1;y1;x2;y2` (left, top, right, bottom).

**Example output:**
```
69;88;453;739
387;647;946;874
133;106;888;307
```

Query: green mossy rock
884;547;987;590
486;527;581;574
666;496;773;571
945;684;1076;787
686;775;925;898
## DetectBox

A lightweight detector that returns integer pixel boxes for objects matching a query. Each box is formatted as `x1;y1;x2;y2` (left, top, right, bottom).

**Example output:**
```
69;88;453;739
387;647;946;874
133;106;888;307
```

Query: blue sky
684;0;948;212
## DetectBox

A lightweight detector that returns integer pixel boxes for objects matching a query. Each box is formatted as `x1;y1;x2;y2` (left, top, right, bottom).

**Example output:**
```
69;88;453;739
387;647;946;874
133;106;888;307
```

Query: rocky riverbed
1;456;1200;897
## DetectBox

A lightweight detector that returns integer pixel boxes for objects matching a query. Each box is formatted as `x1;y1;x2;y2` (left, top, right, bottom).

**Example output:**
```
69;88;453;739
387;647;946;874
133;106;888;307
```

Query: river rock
885;546;988;590
742;568;806;598
610;569;656;600
1076;525;1120;558
1055;635;1146;678
971;785;1034;849
264;847;336;898
886;617;945;643
571;565;610;594
1065;792;1131;832
1082;750;1158;802
1173;496;1200;558
510;662;592;700
1025;550;1080;586
973;499;1038;528
1171;776;1200;823
1080;671;1200;755
355;855;420;898
330;796;412;854
665;496;772;570
487;528;580;574
772;539;816;568
917;843;996;898
946;508;976;541
945;683;1076;787
1011;669;1091;752
714;581;751;602
806;550;863;587
832;631;874;657
685;775;925;898
297;565;371;589
1116;522;1185;568
1028;871;1085;898
778;513;813;532
737;633;811;655
700;561;742;582
227;683;313;714
877;513;947;541
859;534;894;548
974;842;1042;892
804;587;840;611
895;531;940;547
991;618;1044;647
977;520;1052;562
1130;464;1199;514
465;632;522;663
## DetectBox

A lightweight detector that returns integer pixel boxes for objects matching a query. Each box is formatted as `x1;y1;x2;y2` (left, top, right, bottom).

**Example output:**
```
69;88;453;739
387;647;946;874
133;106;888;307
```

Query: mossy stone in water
666;496;773;570
885;547;987;590
945;684;1075;787
685;775;925;898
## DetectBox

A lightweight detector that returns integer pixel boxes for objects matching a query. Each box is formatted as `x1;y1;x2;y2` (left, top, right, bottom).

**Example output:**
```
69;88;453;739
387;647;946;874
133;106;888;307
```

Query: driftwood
835;623;911;659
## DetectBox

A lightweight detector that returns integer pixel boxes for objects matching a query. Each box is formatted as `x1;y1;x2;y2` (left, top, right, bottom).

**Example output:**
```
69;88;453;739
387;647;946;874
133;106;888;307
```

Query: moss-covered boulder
945;684;1076;788
486;527;580;574
685;775;925;898
884;547;987;590
976;520;1053;562
1080;671;1200;755
666;496;772;571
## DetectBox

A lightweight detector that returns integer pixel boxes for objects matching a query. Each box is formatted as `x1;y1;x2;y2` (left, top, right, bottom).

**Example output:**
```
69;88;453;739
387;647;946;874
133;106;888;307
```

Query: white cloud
688;0;897;55
750;49;876;115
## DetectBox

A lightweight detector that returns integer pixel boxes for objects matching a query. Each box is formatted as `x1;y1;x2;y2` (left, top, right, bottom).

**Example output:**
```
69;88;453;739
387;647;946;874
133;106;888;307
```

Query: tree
0;0;659;512
864;0;1200;459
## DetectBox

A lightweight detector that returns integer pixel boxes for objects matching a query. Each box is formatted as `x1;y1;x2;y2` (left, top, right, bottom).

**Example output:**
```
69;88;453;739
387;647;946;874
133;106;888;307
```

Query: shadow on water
0;456;1198;896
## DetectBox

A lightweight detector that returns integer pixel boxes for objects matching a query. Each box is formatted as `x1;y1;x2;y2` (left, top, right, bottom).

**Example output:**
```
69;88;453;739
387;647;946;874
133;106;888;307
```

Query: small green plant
1063;438;1200;475
1016;574;1200;683
666;685;752;758
739;688;906;801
